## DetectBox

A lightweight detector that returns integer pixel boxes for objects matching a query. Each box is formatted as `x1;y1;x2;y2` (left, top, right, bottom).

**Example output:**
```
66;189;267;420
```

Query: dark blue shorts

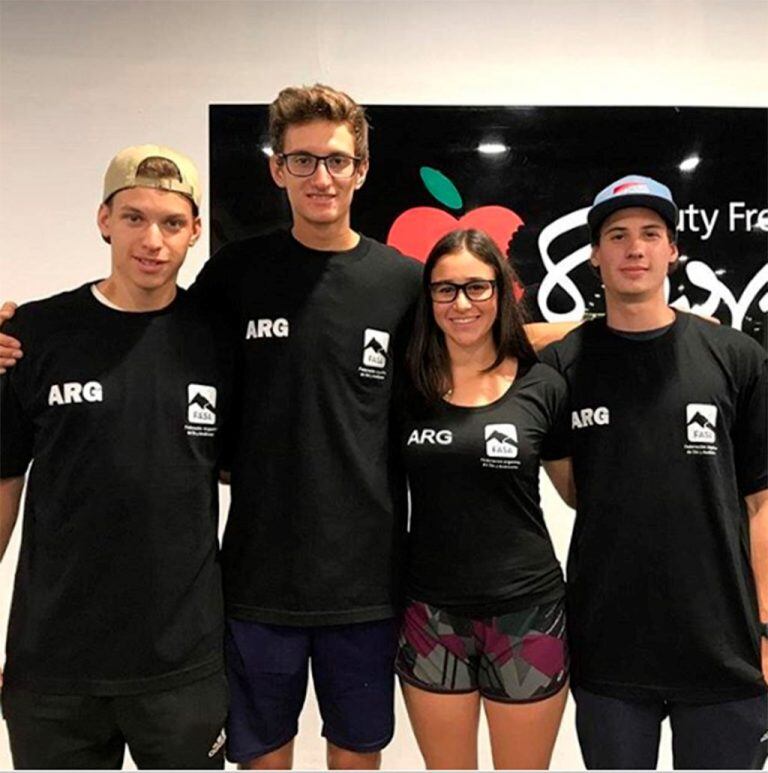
224;617;398;763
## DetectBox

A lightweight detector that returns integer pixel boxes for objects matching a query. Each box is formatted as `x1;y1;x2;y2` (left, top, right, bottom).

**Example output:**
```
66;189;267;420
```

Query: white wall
1;0;766;769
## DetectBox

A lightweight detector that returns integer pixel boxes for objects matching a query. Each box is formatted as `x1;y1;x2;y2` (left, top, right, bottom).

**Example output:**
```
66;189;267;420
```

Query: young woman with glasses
396;228;575;770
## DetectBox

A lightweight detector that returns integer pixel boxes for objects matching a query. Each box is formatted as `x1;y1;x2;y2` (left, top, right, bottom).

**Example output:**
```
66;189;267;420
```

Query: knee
240;741;294;770
327;745;381;770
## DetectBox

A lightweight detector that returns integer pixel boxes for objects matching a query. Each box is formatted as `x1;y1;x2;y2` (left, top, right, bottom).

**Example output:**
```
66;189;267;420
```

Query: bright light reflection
477;142;508;155
679;155;700;172
261;145;274;157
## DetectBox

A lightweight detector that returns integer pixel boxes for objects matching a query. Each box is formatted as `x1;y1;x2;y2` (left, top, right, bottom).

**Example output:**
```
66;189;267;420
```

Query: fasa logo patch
485;424;518;458
686;404;717;443
359;328;390;381
185;385;218;438
362;329;390;368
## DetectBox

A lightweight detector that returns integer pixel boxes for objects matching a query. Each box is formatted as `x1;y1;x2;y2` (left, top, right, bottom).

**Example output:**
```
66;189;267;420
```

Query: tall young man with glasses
189;84;423;770
0;85;423;771
541;175;768;769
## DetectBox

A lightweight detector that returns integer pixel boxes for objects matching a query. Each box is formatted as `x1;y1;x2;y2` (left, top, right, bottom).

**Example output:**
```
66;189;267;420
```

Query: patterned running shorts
396;596;568;703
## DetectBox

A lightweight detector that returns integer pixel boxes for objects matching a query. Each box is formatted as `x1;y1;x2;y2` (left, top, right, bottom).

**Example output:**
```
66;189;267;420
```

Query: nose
627;236;645;257
142;222;163;251
309;159;333;185
453;289;473;310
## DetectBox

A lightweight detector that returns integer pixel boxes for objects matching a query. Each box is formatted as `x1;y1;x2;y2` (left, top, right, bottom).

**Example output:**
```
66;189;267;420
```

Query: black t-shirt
190;231;423;625
402;362;569;615
0;284;231;695
541;312;768;703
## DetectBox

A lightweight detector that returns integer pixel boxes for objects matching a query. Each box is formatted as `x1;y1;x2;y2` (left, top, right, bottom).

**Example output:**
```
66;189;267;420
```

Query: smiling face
430;248;499;356
269;119;368;245
592;207;678;304
97;187;200;306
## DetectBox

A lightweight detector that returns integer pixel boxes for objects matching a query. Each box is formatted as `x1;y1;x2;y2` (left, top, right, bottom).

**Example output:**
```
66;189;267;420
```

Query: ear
589;245;600;268
189;216;202;247
354;158;369;190
97;203;111;241
269;154;286;189
668;241;679;266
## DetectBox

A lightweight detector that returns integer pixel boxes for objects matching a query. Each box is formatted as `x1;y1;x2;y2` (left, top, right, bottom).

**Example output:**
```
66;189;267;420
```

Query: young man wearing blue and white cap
0;146;230;769
541;175;768;769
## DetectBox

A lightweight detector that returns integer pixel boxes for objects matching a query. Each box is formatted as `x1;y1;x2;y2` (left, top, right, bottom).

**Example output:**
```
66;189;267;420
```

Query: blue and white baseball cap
588;174;678;244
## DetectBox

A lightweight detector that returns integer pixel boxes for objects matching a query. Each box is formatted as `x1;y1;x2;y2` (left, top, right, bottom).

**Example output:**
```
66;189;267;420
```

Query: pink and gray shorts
396;596;568;703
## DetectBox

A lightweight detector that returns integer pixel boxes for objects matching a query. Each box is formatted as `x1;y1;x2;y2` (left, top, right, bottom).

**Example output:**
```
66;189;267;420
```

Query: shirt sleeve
733;350;768;496
540;365;572;461
538;343;559;370
0;364;35;479
187;248;231;312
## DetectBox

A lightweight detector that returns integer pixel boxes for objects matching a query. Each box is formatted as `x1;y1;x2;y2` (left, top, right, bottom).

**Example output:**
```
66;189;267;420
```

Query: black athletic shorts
3;670;228;770
573;685;768;770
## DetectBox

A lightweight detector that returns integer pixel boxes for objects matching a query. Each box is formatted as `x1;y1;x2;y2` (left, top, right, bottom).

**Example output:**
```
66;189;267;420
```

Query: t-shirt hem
409;584;565;618
4;652;223;697
573;675;768;705
226;602;396;627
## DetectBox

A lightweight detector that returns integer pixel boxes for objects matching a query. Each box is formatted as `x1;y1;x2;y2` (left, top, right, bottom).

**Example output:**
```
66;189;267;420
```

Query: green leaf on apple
419;167;463;210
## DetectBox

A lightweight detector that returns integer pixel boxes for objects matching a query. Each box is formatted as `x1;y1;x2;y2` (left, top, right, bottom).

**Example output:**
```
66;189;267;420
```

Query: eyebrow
604;224;663;235
432;277;494;283
118;205;188;220
284;150;352;156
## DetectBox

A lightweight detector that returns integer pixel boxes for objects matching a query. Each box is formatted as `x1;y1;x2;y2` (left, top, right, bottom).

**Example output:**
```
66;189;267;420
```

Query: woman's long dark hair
406;228;537;406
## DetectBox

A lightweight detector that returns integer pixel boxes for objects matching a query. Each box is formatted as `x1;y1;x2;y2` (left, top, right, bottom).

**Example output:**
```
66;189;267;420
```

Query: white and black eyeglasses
429;280;497;303
278;152;362;179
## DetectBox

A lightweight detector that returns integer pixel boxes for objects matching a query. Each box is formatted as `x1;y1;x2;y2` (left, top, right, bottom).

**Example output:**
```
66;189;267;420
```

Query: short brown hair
269;84;370;160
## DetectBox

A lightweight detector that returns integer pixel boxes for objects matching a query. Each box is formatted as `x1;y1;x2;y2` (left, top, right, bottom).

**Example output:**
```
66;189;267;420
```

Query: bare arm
746;488;768;685
543;457;576;509
0;476;24;561
524;321;582;352
0;302;22;373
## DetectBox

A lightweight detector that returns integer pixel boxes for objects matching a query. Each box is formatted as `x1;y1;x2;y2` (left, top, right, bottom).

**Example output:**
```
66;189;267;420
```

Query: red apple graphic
387;167;524;264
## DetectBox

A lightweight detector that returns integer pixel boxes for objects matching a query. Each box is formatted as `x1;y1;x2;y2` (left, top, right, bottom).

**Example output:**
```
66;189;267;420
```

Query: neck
446;336;497;375
97;276;177;312
604;291;675;332
444;341;518;407
291;218;359;252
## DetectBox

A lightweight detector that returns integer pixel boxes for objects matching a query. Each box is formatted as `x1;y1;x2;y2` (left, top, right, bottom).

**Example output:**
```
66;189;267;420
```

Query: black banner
210;106;768;347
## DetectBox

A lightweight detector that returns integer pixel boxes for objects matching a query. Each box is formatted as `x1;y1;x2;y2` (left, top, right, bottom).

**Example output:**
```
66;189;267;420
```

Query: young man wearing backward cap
0;146;231;769
541;175;768;769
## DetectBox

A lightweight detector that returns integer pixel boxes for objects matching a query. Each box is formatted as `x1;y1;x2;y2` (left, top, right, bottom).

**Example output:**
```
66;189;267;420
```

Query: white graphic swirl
536;207;592;321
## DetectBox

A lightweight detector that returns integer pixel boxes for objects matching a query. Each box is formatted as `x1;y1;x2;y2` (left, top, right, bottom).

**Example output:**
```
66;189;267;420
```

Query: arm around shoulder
0;301;22;372
524;321;582;352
